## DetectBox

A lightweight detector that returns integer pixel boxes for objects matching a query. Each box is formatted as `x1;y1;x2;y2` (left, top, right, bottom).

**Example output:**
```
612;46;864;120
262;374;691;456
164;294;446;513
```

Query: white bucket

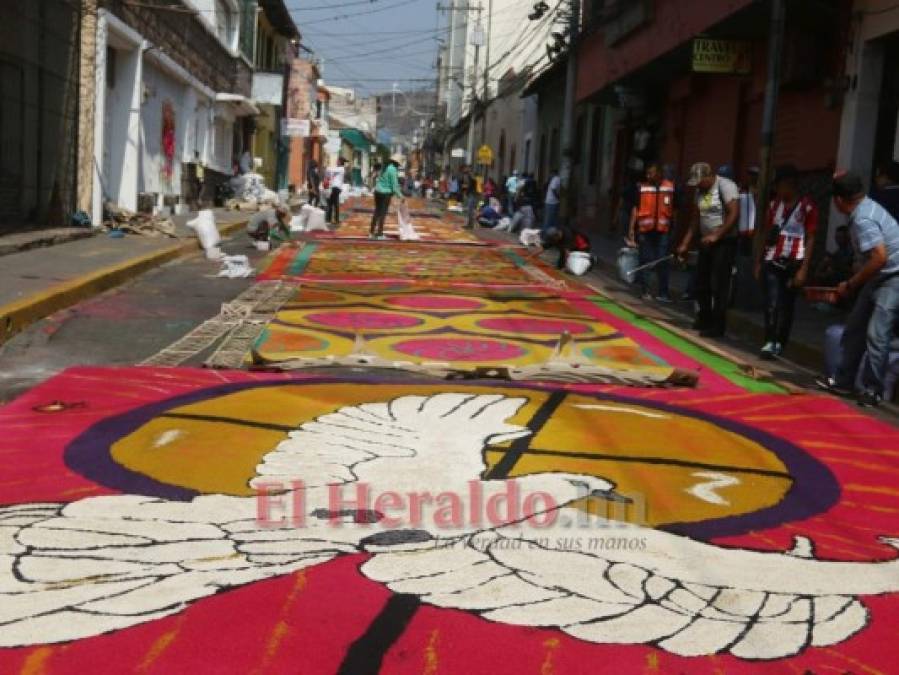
617;247;640;283
566;251;593;276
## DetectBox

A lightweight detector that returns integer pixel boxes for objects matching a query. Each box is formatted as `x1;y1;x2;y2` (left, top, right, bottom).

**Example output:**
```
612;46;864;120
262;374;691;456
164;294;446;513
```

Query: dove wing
250;393;532;493
0;495;351;647
361;516;871;661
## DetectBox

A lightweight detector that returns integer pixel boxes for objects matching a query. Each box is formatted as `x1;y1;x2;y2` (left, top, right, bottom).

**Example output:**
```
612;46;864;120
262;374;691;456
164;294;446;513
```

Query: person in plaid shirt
754;165;817;359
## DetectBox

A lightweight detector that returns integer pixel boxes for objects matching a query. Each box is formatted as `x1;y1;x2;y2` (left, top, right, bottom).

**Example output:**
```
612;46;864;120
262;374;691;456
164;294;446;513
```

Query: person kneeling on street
529;226;594;273
754;164;817;359
818;171;899;407
247;206;292;246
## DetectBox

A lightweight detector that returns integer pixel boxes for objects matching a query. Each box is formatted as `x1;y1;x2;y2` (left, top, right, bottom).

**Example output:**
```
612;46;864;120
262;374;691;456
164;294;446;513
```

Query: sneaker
640;291;652;301
815;376;853;397
760;342;776;360
773;342;784;357
858;390;882;408
654;295;672;304
681;293;695;303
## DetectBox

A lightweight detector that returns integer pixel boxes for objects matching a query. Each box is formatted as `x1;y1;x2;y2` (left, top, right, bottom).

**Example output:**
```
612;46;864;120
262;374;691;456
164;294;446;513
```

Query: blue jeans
837;274;899;393
543;202;560;231
636;231;670;297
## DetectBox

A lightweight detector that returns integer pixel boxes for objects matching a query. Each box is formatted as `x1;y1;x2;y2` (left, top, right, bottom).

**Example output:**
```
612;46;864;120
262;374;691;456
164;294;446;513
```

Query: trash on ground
103;202;177;237
217;254;254;279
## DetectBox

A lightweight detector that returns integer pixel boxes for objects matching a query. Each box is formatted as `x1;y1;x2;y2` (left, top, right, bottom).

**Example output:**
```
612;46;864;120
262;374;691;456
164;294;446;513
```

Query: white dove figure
1;392;898;660
0;393;608;648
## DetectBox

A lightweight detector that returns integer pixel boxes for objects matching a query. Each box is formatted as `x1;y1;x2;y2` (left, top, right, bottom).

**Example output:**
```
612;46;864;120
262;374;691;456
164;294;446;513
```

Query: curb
589;254;825;371
0;219;247;346
0;229;96;258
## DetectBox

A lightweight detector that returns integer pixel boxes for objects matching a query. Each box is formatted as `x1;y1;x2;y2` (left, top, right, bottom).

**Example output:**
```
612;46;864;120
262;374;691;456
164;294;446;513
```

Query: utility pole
753;0;786;259
465;2;484;166
480;0;493;150
559;0;580;222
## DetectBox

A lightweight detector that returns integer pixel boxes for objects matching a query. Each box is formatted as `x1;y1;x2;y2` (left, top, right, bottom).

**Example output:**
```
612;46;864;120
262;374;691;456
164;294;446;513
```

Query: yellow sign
692;38;751;75
477;144;494;165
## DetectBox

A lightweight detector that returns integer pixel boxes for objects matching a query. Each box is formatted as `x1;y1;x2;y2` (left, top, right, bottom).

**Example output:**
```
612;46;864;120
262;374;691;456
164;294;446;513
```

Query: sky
290;0;441;98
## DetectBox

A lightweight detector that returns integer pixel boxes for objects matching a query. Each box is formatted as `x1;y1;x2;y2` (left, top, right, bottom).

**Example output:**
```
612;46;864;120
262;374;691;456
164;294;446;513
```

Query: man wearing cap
754;165;818;359
819;171;899;407
677;162;740;337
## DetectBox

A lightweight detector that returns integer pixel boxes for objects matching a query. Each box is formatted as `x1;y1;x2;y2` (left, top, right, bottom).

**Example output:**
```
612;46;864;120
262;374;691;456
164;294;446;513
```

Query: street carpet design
311;204;481;244
252;285;675;381
1;368;899;673
258;241;550;287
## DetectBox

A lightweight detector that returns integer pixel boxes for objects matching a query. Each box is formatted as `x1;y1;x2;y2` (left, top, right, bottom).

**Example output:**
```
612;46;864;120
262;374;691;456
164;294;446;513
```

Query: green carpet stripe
288;243;318;275
589;296;785;394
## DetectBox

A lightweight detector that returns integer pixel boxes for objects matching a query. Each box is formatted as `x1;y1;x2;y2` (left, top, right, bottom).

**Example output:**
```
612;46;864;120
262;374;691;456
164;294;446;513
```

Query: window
498;130;506;177
214;118;230;169
523;138;531;173
510;144;516;174
106;47;116;89
215;0;235;50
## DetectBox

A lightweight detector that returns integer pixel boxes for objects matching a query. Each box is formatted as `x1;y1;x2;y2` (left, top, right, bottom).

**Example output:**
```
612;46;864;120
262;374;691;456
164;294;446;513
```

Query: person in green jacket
371;155;406;239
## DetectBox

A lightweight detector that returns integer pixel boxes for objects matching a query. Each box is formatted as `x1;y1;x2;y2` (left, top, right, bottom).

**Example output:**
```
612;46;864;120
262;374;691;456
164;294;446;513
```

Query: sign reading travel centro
692;38;751;75
477;144;494;165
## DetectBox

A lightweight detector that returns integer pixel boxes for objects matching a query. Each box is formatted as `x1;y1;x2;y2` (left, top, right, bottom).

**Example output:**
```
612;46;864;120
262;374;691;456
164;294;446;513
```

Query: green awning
340;129;371;152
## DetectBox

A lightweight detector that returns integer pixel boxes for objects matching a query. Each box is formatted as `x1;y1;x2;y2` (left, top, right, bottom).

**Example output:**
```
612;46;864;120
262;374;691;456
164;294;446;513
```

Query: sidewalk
0;210;249;345
586;232;846;370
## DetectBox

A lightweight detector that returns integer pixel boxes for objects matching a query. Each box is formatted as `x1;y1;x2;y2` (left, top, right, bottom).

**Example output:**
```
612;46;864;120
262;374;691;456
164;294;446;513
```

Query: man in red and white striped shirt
754;164;818;359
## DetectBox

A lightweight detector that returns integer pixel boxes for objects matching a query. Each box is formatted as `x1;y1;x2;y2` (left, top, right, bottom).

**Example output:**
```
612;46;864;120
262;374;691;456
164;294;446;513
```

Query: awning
215;93;260;117
340;128;372;152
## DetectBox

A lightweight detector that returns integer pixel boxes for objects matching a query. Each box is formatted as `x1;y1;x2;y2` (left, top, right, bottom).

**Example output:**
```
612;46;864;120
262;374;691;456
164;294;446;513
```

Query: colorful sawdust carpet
252;285;676;383
1;367;898;673
258;241;559;288
309;213;482;244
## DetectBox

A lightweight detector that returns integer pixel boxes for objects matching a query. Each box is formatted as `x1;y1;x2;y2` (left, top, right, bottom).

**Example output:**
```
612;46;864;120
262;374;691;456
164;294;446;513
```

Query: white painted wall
93;8;241;221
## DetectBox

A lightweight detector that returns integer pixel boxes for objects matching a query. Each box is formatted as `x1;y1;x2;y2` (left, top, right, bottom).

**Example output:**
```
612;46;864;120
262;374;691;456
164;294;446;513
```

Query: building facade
574;0;849;245
250;0;299;192
91;0;256;223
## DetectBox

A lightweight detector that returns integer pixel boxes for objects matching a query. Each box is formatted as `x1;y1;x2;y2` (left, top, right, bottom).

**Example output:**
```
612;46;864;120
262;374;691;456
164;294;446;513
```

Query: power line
297;0;421;26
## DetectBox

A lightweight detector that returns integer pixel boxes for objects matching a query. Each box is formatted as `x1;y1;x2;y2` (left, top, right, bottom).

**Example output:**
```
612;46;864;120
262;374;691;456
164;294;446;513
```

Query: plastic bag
398;202;420;241
304;205;328;232
218;255;254;278
187;210;221;255
566;251;593;276
519;228;542;247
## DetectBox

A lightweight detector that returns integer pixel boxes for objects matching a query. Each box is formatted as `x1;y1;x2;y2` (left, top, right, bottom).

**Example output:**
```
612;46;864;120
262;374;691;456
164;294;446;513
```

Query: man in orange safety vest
627;162;675;302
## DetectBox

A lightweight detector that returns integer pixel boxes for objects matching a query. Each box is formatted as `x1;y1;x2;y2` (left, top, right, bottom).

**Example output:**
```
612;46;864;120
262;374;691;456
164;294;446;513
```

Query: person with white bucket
529;226;594;275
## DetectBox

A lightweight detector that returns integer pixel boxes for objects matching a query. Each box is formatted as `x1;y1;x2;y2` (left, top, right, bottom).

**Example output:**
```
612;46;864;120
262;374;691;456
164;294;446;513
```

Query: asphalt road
0;235;266;404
